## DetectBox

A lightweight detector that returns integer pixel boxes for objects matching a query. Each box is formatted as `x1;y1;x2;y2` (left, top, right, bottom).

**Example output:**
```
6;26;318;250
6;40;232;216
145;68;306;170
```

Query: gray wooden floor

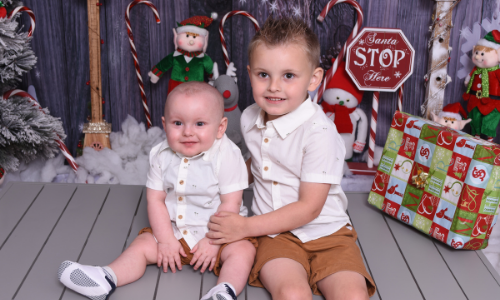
0;182;499;300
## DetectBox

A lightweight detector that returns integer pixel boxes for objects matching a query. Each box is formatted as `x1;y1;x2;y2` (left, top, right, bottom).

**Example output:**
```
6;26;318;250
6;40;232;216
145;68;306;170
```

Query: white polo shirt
241;97;351;243
146;134;248;249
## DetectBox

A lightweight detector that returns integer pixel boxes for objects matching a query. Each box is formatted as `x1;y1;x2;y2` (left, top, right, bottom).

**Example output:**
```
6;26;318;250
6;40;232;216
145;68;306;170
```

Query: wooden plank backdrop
15;0;500;155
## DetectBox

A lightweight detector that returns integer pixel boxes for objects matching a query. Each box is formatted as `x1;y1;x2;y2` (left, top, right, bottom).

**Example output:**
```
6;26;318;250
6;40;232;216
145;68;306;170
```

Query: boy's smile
247;43;323;122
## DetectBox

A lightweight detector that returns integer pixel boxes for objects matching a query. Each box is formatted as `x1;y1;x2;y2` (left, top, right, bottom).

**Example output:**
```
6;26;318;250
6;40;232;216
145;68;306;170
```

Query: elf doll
463;30;500;141
431;102;472;131
148;16;215;93
321;59;368;161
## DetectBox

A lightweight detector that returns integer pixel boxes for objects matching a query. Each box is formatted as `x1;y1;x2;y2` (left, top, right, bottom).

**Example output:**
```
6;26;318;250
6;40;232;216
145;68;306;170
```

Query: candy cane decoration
2;90;79;173
368;92;379;168
8;6;35;37
398;83;404;111
314;0;363;103
125;0;161;128
219;10;260;68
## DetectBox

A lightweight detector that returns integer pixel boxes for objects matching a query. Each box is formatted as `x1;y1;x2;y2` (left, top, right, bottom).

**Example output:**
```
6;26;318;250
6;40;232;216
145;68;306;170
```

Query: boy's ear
173;28;178;49
161;116;167;132
308;67;324;92
217;117;228;139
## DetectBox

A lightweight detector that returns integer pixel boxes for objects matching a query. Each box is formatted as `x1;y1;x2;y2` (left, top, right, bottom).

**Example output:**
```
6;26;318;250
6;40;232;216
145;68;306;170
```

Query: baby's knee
222;240;256;262
129;233;157;252
275;285;312;300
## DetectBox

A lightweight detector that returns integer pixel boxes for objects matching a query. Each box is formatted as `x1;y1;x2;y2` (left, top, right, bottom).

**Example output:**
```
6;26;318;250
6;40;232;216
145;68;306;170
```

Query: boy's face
472;46;500;68
162;92;227;157
247;43;323;121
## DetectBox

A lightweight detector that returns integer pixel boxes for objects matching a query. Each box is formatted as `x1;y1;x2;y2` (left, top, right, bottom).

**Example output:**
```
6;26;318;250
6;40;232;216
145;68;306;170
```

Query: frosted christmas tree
0;0;66;182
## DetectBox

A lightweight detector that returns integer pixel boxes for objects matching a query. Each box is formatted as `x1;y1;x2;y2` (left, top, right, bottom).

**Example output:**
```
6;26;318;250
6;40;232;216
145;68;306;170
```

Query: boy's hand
189;238;221;273
157;238;187;273
207;211;247;244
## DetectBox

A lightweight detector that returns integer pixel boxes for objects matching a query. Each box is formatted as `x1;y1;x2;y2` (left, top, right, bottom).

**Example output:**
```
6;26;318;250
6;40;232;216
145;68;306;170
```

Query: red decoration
0;6;6;19
179;15;212;28
346;27;415;92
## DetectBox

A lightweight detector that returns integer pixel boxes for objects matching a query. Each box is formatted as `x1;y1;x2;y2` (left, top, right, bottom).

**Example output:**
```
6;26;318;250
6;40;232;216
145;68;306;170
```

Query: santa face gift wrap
368;111;500;250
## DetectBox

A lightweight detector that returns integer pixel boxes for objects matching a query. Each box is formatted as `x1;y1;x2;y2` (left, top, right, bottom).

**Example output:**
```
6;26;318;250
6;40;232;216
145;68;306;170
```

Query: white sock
102;266;118;286
58;261;116;300
200;282;237;300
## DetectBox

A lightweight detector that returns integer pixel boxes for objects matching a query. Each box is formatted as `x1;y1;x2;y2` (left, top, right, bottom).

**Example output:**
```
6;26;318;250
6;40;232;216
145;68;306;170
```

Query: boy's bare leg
316;271;369;300
108;232;159;286
218;240;256;294
259;258;312;300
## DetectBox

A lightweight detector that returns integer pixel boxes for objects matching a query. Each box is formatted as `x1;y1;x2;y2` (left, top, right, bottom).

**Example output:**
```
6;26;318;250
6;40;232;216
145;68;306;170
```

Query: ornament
412;170;429;188
0;1;6;19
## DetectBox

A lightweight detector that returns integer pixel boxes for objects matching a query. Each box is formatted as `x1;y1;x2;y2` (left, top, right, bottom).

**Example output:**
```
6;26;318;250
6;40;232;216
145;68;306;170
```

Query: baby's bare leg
218;240;256;294
108;232;158;286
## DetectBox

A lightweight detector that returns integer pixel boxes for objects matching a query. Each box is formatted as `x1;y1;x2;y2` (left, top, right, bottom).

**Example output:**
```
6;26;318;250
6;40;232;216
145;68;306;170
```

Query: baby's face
162;93;225;157
247;43;322;121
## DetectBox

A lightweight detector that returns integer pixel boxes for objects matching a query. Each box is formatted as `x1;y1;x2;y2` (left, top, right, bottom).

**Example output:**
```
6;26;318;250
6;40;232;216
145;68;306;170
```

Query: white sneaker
58;261;116;300
201;282;237;300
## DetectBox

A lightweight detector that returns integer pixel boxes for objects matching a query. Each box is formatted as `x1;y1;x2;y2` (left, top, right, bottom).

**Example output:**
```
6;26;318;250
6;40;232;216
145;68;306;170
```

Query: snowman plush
321;59;368;162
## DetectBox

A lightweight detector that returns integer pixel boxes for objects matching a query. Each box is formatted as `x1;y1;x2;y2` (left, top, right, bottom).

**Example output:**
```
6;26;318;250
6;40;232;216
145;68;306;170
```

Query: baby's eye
174;121;182;126
284;73;294;79
258;72;268;78
196;122;204;126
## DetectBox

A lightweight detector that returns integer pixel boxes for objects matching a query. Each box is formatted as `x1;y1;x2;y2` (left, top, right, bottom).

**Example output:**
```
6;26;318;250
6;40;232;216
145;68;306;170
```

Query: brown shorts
139;227;258;276
249;225;376;297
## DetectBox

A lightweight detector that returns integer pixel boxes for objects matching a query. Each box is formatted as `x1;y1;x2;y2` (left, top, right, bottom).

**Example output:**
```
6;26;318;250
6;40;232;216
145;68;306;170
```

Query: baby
59;82;256;300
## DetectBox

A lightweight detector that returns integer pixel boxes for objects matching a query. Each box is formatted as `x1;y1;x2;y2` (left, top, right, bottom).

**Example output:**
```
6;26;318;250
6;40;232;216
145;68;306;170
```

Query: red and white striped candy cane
8;6;35;37
368;91;379;168
126;0;161;128
398;83;404;112
313;0;363;103
219;11;259;68
2;90;79;173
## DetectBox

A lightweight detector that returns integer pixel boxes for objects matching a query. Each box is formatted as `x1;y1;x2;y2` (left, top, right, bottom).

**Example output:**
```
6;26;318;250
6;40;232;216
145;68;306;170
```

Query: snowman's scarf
321;101;356;134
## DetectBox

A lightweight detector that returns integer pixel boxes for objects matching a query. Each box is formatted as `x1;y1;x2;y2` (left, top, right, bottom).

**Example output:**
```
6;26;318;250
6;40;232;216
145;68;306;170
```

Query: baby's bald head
165;82;224;120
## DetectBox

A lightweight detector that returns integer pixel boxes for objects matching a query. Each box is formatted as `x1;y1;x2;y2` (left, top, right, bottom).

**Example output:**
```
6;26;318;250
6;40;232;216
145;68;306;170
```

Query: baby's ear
217;117;228;139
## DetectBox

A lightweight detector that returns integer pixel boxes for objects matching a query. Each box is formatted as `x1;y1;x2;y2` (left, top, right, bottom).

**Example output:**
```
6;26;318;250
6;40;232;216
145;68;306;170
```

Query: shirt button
183;230;188;235
273;181;278;185
178;215;183;219
178;196;183;201
185;67;190;71
264;166;269;171
264;138;269;143
179;180;184;185
184;76;189;81
184;158;188;163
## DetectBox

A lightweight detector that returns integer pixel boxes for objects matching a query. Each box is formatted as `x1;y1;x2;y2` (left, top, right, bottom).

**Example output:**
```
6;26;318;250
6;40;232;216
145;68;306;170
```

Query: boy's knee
275;285;312;300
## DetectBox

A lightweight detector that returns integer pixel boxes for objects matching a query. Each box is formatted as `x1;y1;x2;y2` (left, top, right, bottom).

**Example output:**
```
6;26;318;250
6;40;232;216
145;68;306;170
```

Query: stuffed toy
463;30;500;141
148;16;215;93
321;59;368;161
431;102;471;131
212;62;249;160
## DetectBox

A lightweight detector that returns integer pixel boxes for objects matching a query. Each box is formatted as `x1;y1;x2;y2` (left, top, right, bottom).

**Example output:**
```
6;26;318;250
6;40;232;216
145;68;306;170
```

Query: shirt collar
173;50;205;58
157;137;221;161
247;96;318;139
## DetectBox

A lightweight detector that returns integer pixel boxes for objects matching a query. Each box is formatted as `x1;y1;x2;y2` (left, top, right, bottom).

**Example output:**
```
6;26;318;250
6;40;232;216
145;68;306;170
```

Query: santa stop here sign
345;27;415;92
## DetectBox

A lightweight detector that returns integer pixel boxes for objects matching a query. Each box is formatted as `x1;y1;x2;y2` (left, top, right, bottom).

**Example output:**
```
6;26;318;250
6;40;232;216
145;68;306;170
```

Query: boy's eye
174;121;182;126
196;122;204;126
284;73;294;79
258;72;268;78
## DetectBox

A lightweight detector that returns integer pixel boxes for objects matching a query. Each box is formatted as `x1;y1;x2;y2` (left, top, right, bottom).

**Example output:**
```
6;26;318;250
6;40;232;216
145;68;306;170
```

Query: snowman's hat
325;59;364;102
439;102;468;120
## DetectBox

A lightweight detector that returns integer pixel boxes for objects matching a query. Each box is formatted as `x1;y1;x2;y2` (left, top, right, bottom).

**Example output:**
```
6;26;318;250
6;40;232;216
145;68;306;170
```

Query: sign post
346;27;415;168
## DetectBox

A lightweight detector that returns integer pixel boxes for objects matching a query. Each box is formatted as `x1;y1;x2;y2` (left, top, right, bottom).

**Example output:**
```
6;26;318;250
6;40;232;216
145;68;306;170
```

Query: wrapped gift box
368;111;500;250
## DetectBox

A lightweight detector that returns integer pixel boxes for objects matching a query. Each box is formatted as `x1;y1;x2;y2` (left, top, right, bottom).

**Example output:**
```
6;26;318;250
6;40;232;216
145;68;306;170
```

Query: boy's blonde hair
165;81;224;119
248;17;320;68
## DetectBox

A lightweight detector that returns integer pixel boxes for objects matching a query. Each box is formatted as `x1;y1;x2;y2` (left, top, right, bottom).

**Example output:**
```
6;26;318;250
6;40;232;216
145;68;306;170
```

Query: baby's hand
157;238;187;273
189;237;221;273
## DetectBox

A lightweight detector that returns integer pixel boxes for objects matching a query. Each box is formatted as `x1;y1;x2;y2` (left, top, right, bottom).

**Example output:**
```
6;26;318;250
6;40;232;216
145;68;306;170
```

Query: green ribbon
466;65;500;98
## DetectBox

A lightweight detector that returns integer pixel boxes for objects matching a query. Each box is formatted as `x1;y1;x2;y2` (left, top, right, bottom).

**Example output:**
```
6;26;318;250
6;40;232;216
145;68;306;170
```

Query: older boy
207;18;376;299
59;82;256;300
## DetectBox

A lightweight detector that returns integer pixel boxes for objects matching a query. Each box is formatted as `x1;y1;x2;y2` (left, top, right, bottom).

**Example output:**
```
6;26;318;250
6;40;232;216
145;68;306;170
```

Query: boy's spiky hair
248;17;320;68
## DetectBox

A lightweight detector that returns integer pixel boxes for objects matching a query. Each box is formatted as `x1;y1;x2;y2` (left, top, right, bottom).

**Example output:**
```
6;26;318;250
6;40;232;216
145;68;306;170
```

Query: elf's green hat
478;30;500;50
176;16;213;37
